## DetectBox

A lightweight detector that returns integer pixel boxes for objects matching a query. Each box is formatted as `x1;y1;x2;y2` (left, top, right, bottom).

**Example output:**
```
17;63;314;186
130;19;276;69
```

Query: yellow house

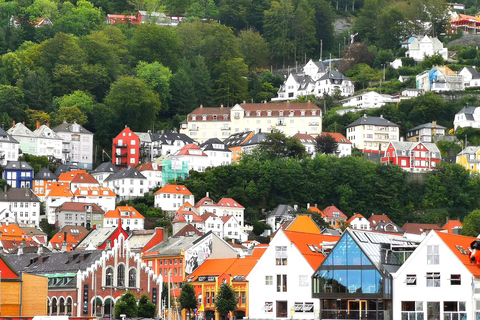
456;146;480;172
0;255;48;316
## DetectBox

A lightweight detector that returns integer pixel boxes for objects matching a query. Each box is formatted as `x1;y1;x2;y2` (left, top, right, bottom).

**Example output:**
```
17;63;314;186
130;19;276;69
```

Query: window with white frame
265;275;273;285
405;274;416;285
426;272;440;287
276;274;287;292
275;246;287;265
444;301;466;320
427;245;439;265
450;274;461;285
401;301;423;319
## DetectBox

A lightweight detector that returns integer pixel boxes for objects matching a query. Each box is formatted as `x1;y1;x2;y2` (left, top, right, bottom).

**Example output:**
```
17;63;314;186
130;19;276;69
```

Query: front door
348;300;367;319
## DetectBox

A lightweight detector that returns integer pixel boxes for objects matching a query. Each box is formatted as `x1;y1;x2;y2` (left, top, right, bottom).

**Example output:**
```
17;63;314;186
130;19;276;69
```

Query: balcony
62;148;70;153
190;127;198;131
116;153;128;157
114;143;127;148
276;122;286;126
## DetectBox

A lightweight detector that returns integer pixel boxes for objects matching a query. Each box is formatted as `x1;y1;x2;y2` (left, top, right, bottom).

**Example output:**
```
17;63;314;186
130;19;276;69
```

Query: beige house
180;102;322;143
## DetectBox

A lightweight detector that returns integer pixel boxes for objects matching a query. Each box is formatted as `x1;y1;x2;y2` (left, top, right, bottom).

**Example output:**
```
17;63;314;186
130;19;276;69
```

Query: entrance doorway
348;300;367;319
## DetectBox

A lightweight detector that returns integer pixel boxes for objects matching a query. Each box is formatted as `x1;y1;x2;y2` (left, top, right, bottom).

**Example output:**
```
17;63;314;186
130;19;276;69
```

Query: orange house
187;246;267;320
224;131;254;164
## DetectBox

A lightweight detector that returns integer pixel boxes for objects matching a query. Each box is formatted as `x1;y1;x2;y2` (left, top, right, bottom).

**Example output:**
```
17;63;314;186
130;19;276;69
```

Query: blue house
2;161;34;189
312;229;420;319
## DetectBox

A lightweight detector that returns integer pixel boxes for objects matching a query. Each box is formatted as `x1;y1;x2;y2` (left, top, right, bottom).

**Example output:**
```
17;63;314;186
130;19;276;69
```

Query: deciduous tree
179;283;198;319
315;133;339;155
215;283;237;320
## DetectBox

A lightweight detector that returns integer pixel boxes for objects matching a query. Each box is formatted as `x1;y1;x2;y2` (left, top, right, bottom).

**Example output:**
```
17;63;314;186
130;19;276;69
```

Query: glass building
312;229;418;319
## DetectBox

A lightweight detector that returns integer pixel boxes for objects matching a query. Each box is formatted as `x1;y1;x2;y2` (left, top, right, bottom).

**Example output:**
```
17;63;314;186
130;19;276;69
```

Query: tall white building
0;127;20;166
53;121;94;170
346;114;400;152
405;35;448;62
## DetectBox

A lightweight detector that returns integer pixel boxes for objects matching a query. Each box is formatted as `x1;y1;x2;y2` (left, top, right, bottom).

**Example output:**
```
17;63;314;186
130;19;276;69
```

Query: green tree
17;68;53;112
292;0;316;62
25;109;51;128
26;0;58;21
104;76;161;132
254;130;307;160
353;0;382;44
205;0;219;19
0;52;22;86
461;210;480;237
135;61;172;107
114;291;138;318
308;0;335;53
190;56;214;107
376;6;405;49
138;294;157;318
263;0;295;65
53;90;95;114
315;133;339;155
214;57;249;106
51;106;88;125
215;283;237;320
179;283;198;319
218;0;250;30
237;29;269;70
170;67;196;115
54;1;103;37
0;85;26;121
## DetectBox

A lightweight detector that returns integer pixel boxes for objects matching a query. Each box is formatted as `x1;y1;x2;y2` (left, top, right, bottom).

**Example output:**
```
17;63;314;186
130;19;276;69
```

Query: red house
381;141;441;172
112;127;140;168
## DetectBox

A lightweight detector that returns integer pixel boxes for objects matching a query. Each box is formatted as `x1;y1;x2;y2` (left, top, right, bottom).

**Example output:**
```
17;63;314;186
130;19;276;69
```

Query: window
426;272;440;287
206;292;210;304
265;275;273;285
444;301;466;320
129;268;136;288
117;264;125;287
241;292;246;305
450;274;461;285
427;302;440;320
405;274;416;285
276;274;287;292
105;267;113;286
427;245;439;265
401;301;423;319
275;246;287;265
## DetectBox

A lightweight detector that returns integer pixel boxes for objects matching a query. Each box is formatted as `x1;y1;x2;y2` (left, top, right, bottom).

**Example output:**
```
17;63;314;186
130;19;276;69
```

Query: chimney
64;231;67;242
37;244;43;255
307;203;310;209
200;104;204;108
36;121;40;130
17;241;24;255
294;204;298;211
206;191;209;198
432;121;437;127
12;120;15;127
380;115;383;119
46;123;50;128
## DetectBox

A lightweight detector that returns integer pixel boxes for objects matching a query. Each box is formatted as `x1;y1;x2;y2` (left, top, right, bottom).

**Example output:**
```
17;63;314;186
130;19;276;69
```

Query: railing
115;153;128;157
114;143;127;148
320;309;389;319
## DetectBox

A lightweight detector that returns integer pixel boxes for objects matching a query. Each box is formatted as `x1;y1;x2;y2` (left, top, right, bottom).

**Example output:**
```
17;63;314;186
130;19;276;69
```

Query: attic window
256;111;261;116
267;111;272;116
312;110;317;116
307;245;316;252
279;110;284;116
234;203;237;207
176;187;179;191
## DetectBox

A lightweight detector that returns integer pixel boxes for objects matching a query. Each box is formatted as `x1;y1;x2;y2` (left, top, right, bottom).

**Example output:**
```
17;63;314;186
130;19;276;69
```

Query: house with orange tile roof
320;132;352;157
58;169;87;183
48;225;89;251
321;205;347;230
280;214;323;234
0;222;28;241
247;229;340;319
195;195;245;227
393;231;480;319
347;213;371;230
33;167;57;201
154;184;195;212
442;219;462;234
104;205;145;230
368;214;392;228
73;186;116;213
45;185;74;224
186;247;267;320
293;133;317;156
223;131;254;164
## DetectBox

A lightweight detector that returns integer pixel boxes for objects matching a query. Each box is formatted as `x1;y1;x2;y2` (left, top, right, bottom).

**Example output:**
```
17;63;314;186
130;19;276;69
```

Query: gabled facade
0;188;41;227
416;66;464;93
90;162;120;186
3;161;34;189
247;229;340;319
32;124;63;161
382;141;442;172
53;121;94;169
347;214;371;230
340;91;400;110
172;202;204;235
312;229;419;319
136;130;195;162
112;127;140;168
171;143;210;172
200;138;233;167
392;231;480;320
33;167;57;201
406;121;447;143
103;205;145;231
56;202;105;229
136;161;162;189
104;167;147;201
179;102;323;143
0;127;20;166
7;122;36;156
405;35;448;62
322;205;347;230
459;66;480;88
454;106;480;130
154;184;195;212
49;225;89;251
346;115;400;153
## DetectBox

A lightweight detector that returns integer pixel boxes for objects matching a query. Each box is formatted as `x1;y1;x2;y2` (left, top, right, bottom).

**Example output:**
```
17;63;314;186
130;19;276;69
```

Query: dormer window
312;110;317;116
202;115;207;121
246;111;251;117
301;110;305;116
213;115;217;121
223;115;228;120
289;110;294;116
267;110;272;116
279;110;284;116
256;111;261;116
192;116;196;121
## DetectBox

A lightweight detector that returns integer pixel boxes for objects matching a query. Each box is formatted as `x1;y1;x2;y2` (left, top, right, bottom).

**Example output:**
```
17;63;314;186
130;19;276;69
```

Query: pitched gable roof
321;132;351;144
104;167;146;182
34;167;57;180
155;185;192;195
368;214;392;228
176;144;208;156
58;170;87;182
284;230;340;269
104;206;145;219
217;198;244;209
347;213;366;223
346;115;399;128
282;215;322;234
402;223;443;235
322;205;347;219
442;220;462;233
436;232;480;278
91;162;120;174
172;224;203;237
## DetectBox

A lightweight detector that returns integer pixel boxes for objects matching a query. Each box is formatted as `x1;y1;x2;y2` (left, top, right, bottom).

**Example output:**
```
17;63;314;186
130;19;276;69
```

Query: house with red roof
154;184;195;212
171;143;210;172
247;229;340;319
104;205;145;231
293;133;317;157
58;170;99;192
347;213;371;230
195;195;245;226
321;205;347;230
320;132;352;157
56;202;105;229
45;184;74;224
112;126;140;168
48;225;89;251
368;214;392;228
393;231;480;319
137;161;162;189
442;220;462;234
172;202;204;235
402;223;443;236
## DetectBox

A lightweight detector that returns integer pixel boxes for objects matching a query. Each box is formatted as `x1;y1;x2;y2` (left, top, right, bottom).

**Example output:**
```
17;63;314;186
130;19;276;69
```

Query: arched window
51;297;58;315
117;264;125;287
129;268;136;288
66;297;73;316
256;110;261;116
47;298;51;315
279;110;284;116
105;267;114;286
59;297;65;314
